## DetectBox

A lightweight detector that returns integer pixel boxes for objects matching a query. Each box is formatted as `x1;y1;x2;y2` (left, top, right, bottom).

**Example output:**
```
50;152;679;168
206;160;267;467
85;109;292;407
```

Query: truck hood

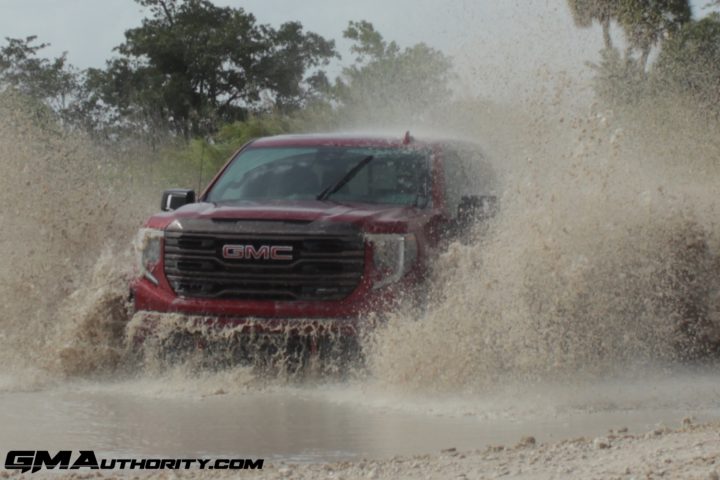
149;200;433;234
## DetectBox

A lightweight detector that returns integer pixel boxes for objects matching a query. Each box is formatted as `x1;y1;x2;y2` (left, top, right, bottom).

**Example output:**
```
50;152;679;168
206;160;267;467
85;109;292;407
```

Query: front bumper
129;310;365;340
127;310;368;364
129;272;423;343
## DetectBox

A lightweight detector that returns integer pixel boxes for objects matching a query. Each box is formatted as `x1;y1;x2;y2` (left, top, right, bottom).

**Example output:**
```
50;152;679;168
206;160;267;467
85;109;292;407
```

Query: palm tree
567;0;621;50
615;0;691;71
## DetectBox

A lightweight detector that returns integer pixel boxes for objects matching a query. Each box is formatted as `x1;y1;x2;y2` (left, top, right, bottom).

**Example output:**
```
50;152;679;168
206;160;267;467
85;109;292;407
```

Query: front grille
164;231;365;301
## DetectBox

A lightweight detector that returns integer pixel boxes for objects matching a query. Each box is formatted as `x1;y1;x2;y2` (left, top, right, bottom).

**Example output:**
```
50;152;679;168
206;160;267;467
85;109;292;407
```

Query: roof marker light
402;131;413;145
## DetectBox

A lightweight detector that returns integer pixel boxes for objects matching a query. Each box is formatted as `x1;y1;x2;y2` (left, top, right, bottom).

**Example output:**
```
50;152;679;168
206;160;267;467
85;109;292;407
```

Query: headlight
365;233;417;289
134;228;163;285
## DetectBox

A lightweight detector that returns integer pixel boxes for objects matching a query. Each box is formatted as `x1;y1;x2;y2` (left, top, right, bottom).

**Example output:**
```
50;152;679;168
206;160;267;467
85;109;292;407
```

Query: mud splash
1;76;719;395
367;97;720;391
0;93;154;382
126;312;361;379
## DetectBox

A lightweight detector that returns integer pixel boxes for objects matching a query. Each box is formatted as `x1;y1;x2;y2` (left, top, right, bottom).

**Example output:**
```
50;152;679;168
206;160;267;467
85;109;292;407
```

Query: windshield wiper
316;155;374;201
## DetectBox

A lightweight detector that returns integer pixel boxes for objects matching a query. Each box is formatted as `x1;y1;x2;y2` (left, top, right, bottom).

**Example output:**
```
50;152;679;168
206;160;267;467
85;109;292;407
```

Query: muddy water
1;369;720;462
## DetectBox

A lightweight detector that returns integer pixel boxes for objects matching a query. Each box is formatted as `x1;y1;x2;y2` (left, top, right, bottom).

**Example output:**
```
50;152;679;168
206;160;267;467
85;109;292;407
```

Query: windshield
205;146;432;207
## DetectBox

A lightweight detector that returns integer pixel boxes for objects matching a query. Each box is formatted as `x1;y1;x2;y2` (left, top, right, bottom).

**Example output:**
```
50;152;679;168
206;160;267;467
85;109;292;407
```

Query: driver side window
442;144;496;217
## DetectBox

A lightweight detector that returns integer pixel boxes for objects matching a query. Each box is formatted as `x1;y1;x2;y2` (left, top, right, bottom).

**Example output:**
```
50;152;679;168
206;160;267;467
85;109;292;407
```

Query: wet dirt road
1;368;720;463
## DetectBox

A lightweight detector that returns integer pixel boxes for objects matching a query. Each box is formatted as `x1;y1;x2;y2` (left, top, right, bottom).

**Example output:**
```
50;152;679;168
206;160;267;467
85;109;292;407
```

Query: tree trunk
639;47;651;74
601;18;613;50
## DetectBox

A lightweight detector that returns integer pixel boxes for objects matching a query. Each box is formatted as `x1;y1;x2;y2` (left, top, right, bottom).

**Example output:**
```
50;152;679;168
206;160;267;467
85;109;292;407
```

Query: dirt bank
250;420;720;479
12;420;717;479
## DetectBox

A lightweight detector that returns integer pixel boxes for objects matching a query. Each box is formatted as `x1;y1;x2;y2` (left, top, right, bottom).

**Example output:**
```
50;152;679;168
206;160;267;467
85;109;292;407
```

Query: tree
567;0;692;108
87;0;337;138
79;57;172;141
616;0;691;69
332;21;454;124
653;13;720;112
183;114;291;176
567;0;620;49
0;36;79;120
567;0;690;71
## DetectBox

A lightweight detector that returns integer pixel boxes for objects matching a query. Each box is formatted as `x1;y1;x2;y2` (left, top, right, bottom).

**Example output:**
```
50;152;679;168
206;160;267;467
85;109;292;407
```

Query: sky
0;0;714;100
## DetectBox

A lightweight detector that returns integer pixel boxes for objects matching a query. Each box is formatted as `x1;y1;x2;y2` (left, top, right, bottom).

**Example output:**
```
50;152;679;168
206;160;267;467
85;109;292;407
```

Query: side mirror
457;195;497;226
161;189;196;211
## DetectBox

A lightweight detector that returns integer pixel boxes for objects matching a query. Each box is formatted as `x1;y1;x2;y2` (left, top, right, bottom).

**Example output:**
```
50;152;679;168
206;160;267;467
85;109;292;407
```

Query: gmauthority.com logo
4;450;264;474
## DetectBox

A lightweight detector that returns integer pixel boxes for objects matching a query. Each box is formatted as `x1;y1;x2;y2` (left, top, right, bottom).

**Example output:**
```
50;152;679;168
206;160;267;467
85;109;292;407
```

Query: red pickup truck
131;133;496;366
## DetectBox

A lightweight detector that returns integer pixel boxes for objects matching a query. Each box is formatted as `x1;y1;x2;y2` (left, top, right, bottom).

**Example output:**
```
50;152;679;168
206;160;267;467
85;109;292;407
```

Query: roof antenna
198;136;206;194
402;130;412;145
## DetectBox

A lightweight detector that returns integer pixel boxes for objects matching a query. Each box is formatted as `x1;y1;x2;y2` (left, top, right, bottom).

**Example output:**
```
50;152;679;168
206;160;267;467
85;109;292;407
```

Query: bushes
181;115;292;176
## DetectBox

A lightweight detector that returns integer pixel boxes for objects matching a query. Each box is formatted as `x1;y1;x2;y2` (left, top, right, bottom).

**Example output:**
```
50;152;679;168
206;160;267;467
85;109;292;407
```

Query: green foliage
653;13;720;113
567;0;691;69
567;0;618;27
590;47;648;106
616;0;691;66
567;0;695;110
567;0;619;48
332;20;454;125
181;114;292;176
0;9;457;189
85;0;336;138
0;36;80;122
169;18;456;184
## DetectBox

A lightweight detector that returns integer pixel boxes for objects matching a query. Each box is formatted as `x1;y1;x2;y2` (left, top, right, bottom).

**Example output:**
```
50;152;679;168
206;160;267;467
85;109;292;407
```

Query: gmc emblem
222;244;293;261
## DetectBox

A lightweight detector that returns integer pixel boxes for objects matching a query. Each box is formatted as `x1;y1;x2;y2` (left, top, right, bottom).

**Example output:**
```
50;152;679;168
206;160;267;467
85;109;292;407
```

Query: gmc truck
131;132;496;366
